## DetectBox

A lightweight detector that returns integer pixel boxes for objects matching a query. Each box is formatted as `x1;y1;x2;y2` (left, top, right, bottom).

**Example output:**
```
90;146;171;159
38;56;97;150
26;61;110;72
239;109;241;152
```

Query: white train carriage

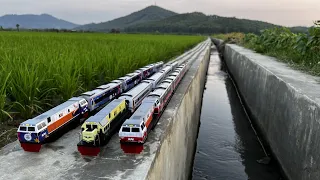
142;71;165;89
81;82;122;112
118;81;152;113
160;66;172;77
164;72;181;90
143;80;174;115
119;102;155;143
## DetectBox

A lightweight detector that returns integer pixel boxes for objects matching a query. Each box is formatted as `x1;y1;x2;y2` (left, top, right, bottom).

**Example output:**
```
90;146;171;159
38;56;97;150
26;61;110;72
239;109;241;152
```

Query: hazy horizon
0;0;318;27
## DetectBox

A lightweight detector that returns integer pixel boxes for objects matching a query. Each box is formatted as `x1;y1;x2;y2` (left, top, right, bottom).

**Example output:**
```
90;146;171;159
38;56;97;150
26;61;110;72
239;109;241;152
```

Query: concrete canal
192;47;283;180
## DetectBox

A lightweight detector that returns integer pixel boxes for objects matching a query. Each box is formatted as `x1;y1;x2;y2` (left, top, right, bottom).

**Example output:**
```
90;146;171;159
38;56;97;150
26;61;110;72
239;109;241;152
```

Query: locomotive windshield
122;127;130;132
28;127;35;131
19;126;27;131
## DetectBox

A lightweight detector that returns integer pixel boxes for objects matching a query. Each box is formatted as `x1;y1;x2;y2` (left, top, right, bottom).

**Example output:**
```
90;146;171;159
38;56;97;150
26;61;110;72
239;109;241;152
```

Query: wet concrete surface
192;50;283;180
0;40;210;180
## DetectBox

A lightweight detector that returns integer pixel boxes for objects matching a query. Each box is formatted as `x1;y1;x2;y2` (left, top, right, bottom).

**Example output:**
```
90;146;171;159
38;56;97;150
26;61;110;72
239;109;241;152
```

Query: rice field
0;32;204;123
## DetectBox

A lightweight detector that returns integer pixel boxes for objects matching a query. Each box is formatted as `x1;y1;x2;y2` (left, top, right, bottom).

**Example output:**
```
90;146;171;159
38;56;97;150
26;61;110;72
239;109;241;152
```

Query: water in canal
192;48;283;180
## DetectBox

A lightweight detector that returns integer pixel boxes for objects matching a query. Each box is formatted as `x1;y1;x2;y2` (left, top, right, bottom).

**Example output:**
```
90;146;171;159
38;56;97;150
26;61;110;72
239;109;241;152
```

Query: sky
0;0;318;27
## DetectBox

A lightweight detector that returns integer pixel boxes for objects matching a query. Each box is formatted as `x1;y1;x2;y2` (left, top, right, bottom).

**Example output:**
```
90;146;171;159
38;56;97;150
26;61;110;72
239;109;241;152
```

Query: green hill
125;12;279;34
75;6;177;32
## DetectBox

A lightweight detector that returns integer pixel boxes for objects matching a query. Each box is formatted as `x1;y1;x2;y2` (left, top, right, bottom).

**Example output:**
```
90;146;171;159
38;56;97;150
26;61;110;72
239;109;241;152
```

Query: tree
0;26;3;31
16;24;20;31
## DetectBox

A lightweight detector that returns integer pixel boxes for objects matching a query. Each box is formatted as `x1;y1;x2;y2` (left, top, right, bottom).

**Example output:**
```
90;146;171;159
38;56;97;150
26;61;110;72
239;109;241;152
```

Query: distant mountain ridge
75;5;177;31
125;12;280;34
0;14;79;29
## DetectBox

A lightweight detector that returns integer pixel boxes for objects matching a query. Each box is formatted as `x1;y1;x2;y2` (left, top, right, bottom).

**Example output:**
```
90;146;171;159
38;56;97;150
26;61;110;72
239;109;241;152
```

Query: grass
212;27;320;76
0;32;203;124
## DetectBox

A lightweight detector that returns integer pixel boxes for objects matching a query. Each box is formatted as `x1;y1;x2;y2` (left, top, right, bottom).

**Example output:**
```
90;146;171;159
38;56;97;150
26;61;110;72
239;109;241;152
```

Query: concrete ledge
146;41;211;180
224;44;320;180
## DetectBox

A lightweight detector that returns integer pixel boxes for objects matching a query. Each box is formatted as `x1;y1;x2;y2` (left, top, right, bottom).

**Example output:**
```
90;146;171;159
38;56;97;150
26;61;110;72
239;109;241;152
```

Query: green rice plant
0;32;203;121
0;68;11;121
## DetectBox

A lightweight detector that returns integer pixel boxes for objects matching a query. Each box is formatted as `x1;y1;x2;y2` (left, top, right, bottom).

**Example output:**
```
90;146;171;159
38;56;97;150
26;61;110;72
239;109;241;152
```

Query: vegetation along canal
192;46;284;180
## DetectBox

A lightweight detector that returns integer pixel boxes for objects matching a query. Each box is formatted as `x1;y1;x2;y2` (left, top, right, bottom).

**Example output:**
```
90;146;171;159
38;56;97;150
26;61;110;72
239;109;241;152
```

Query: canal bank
192;47;283;180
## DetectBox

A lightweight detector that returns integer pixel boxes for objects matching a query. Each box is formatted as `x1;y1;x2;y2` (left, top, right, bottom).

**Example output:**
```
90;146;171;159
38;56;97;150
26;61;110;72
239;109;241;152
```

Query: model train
77;39;210;155
118;63;188;144
17;61;163;152
77;62;176;155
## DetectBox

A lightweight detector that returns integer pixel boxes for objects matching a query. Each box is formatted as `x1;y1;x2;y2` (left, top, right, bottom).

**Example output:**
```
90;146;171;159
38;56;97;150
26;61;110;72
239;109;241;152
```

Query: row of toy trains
17;39;209;153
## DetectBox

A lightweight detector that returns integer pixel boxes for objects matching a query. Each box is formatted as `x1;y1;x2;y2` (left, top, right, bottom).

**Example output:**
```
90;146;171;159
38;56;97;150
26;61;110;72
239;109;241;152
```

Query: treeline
0;27;123;34
0;27;95;33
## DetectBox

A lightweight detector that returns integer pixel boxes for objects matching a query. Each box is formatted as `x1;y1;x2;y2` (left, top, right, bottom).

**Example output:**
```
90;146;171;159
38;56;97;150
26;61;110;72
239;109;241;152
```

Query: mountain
0;14;79;29
290;26;309;33
125;12;279;34
75;5;177;32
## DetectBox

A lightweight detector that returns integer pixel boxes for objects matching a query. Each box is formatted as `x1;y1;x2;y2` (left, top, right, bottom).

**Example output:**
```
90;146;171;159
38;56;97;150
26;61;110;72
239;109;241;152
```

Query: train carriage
153;61;164;73
81;82;122;112
142;71;165;89
17;97;88;152
117;72;143;92
118;81;152;113
160;66;172;77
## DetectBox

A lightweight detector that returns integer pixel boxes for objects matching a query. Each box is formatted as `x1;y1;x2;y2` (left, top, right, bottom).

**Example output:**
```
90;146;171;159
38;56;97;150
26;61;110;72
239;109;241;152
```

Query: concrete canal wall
219;41;320;180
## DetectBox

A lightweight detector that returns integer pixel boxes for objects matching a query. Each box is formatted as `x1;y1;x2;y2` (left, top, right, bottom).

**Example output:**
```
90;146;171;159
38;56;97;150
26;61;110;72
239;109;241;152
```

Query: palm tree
16;24;20;31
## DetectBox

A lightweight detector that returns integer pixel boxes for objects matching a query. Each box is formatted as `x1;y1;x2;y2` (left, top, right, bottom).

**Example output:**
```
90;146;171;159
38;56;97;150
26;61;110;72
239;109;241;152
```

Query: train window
47;117;51;123
109;113;111;119
92;125;97;130
141;125;144;130
19;126;27;131
122;127;130;132
86;124;93;131
114;111;117;116
80;100;86;106
68;109;70;113
28;127;35;131
42;122;46;127
37;124;42;130
132;128;140;132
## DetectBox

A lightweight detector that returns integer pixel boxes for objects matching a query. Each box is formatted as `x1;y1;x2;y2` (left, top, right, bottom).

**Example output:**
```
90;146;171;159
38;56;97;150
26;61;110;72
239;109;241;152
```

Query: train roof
142;96;159;103
157;81;172;89
120;82;151;98
146;72;163;81
111;79;123;83
85;99;124;126
81;89;105;97
169;72;180;77
148;88;166;97
122;119;141;126
21;97;83;126
124;102;154;124
96;83;118;90
161;66;171;72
